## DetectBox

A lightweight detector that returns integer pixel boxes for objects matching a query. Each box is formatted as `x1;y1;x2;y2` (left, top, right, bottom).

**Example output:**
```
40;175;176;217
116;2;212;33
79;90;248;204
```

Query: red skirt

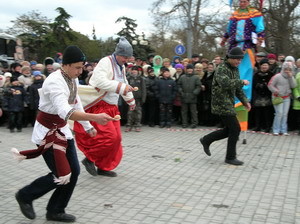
74;101;122;171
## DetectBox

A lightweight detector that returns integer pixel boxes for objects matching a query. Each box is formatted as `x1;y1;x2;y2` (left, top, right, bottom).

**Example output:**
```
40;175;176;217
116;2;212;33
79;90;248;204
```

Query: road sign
175;44;186;55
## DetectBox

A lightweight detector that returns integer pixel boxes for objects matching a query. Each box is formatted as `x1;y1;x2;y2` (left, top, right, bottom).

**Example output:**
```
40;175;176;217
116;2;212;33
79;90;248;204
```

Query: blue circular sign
175;44;186;55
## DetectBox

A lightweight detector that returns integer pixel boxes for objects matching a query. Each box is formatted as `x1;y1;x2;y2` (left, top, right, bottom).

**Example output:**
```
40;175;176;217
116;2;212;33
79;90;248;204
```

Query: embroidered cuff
65;108;76;121
126;98;135;106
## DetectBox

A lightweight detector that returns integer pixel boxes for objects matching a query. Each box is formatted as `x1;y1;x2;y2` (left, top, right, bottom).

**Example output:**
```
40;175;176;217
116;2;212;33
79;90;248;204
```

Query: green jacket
178;73;201;104
292;72;300;110
211;59;248;116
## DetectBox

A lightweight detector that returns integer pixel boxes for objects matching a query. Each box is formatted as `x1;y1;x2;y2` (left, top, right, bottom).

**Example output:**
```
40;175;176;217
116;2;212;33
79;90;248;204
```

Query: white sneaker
283;133;290;136
273;133;279;136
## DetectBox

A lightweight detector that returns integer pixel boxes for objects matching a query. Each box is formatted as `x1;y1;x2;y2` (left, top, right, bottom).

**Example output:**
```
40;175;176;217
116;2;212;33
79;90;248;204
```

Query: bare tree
264;0;299;56
150;0;230;59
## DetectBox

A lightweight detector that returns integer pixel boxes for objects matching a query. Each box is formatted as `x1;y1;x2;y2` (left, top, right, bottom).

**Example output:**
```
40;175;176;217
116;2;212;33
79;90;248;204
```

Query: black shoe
225;159;244;166
191;124;197;129
182;125;187;128
97;169;117;177
159;125;165;128
46;212;76;222
253;127;261;132
200;137;211;156
81;158;97;176
166;125;171;128
262;128;270;133
15;192;36;220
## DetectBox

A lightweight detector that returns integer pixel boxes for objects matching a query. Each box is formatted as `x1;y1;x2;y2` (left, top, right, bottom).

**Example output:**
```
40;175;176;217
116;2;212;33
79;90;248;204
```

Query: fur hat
227;47;244;59
114;37;133;57
62;46;86;65
4;72;12;78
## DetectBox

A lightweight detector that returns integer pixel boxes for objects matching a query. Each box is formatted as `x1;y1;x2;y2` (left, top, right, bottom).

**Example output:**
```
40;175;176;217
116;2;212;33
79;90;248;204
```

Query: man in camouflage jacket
199;47;251;166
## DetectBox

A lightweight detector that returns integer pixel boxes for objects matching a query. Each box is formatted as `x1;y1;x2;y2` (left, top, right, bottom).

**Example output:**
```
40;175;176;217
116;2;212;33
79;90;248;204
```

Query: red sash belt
18;111;70;177
37;111;67;129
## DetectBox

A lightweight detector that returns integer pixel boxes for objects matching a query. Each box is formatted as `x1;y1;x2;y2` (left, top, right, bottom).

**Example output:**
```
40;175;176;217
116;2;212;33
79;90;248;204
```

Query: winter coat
292;72;300;110
155;77;177;104
200;71;214;110
28;79;44;110
3;84;27;112
145;75;158;101
252;70;273;107
211;59;248;116
177;73;201;104
127;74;147;104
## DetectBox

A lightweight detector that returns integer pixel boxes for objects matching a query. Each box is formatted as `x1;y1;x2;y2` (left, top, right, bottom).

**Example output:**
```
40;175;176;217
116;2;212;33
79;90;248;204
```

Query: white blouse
31;70;93;145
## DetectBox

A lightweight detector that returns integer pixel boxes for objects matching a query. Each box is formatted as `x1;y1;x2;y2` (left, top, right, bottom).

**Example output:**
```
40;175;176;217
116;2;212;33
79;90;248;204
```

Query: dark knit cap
44;57;54;65
186;64;194;69
62;46;86;65
259;58;269;66
10;76;18;82
131;66;139;71
147;67;154;73
160;67;169;72
227;47;244;59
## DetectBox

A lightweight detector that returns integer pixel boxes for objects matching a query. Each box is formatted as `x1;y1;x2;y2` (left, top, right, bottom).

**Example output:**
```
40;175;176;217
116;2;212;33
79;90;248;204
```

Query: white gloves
11;148;27;161
53;173;72;185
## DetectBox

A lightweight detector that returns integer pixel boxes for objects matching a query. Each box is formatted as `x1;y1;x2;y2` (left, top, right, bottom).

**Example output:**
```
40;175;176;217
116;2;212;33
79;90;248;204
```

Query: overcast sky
0;0;232;40
0;0;155;39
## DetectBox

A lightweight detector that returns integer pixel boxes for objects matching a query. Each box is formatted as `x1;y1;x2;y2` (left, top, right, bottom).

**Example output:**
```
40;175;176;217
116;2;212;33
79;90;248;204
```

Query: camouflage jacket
211;59;248;116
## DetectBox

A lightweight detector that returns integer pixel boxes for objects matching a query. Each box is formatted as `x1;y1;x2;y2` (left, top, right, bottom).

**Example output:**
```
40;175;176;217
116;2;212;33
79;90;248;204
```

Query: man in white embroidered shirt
12;45;113;222
73;37;136;177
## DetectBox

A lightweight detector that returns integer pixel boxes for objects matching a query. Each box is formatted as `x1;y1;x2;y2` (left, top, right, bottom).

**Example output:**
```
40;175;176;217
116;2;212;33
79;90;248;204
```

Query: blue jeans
272;97;290;133
18;139;80;214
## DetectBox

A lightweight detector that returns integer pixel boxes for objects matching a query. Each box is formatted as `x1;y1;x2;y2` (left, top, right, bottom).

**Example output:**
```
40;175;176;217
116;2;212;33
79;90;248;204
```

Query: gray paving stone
1;126;300;223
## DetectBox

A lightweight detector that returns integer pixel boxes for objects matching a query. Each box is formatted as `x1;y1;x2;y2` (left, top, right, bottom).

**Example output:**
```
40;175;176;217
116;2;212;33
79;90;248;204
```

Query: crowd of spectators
0;51;300;135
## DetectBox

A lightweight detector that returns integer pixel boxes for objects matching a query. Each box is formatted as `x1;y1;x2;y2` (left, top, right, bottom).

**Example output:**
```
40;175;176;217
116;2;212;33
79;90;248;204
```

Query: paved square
1;126;299;223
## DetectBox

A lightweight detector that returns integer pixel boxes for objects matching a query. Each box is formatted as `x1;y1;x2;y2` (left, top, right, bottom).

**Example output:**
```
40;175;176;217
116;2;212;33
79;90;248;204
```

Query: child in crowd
125;66;147;132
155;68;177;128
3;76;27;132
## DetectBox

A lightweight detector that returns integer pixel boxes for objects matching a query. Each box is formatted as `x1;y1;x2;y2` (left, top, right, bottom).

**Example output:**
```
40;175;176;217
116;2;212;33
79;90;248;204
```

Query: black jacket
155;77;177;104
